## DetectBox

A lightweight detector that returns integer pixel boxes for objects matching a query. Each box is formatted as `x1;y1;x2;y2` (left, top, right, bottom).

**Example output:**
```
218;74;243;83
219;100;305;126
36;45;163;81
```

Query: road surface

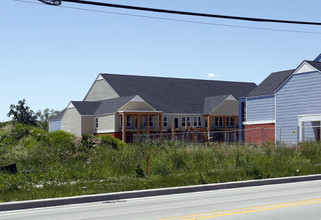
1;180;321;219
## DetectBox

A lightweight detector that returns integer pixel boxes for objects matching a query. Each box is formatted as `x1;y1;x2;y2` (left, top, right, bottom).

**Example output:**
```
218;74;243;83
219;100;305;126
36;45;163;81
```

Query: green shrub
97;135;125;150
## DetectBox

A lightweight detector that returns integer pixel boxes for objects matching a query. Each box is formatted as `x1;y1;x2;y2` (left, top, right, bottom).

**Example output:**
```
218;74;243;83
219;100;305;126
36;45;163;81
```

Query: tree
7;99;37;126
36;108;59;131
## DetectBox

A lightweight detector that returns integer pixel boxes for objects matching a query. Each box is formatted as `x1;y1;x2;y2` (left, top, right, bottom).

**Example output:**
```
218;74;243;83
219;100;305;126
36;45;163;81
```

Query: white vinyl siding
96;114;115;133
118;101;155;111
84;79;119;101
165;115;199;130
82;116;94;135
61;108;81;136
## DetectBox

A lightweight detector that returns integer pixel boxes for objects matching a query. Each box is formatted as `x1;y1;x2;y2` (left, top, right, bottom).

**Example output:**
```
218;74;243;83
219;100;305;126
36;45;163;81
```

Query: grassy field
1;122;321;202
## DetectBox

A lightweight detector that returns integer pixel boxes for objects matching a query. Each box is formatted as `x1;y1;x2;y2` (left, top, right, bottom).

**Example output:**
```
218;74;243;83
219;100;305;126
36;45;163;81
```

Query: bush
97;135;125;150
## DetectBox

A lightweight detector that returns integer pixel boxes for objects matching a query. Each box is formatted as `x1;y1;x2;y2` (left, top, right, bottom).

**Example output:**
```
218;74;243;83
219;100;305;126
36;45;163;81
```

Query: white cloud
208;73;218;78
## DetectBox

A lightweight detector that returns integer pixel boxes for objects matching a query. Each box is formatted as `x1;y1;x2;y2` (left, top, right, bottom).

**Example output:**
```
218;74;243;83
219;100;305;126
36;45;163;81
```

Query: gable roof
71;101;103;115
314;53;321;62
306;61;321;72
246;69;294;97
95;95;136;115
101;74;256;114
50;108;66;121
203;94;234;115
51;95;140;120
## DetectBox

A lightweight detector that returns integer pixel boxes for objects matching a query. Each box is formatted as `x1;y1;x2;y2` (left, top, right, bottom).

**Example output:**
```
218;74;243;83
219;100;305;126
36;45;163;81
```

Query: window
226;116;234;127
126;116;131;127
215;117;223;127
143;116;147;127
163;116;168;127
187;117;191;126
193;116;202;127
204;118;208;128
120;115;122;128
143;116;154;127
95;117;99;128
149;116;154;127
198;117;202;127
182;117;186;127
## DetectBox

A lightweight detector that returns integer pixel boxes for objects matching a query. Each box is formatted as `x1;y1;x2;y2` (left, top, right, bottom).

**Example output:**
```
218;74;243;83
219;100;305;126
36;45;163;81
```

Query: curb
1;174;321;212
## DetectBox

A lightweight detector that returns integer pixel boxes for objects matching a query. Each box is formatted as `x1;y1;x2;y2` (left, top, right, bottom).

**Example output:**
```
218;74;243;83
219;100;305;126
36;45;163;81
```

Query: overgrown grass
1;123;321;202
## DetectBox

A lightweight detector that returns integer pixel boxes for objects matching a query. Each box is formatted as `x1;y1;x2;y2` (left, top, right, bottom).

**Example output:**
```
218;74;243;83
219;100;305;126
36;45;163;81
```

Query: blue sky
1;0;321;122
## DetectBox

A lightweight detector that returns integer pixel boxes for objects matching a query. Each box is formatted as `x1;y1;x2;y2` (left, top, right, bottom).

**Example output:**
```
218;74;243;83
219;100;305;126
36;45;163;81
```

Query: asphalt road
1;180;321;220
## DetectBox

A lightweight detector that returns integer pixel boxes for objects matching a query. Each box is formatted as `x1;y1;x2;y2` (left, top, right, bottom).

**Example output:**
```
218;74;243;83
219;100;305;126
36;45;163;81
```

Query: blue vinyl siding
276;71;321;145
49;120;61;132
246;95;275;122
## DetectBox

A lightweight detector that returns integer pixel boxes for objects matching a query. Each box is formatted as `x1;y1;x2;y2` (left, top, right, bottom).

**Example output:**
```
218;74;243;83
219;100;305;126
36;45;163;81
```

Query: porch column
172;121;175;141
318;121;321;141
299;121;304;142
137;114;140;134
147;114;150;134
207;115;211;140
122;113;126;143
159;113;163;134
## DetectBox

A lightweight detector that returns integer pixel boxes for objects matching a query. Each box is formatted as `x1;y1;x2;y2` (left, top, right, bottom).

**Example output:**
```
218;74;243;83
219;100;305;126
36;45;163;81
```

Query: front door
174;118;179;129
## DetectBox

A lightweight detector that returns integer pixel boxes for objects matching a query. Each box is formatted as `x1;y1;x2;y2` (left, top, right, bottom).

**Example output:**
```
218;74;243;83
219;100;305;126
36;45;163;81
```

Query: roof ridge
100;73;256;84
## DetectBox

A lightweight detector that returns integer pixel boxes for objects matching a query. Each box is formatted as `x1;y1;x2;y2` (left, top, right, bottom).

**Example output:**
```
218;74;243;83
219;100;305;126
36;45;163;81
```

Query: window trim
226;116;234;127
95;117;99;128
193;116;202;127
149;116;154;127
182;116;186;127
163;116;168;127
126;115;131;127
215;117;223;127
198;116;202;127
143;116;147;127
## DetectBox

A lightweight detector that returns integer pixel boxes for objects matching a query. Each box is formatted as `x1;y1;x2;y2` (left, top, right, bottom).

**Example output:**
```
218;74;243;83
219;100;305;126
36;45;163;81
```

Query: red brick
244;123;275;145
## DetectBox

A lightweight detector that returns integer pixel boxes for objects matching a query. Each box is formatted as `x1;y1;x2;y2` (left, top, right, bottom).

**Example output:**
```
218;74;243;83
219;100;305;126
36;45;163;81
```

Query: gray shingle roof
50;109;66;120
95;95;136;115
306;61;321;71
203;94;231;115
72;101;103;115
101;74;256;114
51;96;138;120
246;69;294;97
72;95;138;116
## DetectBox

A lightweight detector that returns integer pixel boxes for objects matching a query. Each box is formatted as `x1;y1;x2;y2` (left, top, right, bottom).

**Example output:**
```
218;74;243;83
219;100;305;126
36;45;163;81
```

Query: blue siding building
246;95;275;122
49;120;61;132
240;54;321;145
276;62;321;145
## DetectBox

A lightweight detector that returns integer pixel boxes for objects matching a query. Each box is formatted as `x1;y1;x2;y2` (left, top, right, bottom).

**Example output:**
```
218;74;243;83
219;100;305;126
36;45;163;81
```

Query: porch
118;111;163;143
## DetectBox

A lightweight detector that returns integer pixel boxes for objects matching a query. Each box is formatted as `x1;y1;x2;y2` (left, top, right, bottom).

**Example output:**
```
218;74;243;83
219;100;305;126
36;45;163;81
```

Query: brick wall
244;123;275;145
